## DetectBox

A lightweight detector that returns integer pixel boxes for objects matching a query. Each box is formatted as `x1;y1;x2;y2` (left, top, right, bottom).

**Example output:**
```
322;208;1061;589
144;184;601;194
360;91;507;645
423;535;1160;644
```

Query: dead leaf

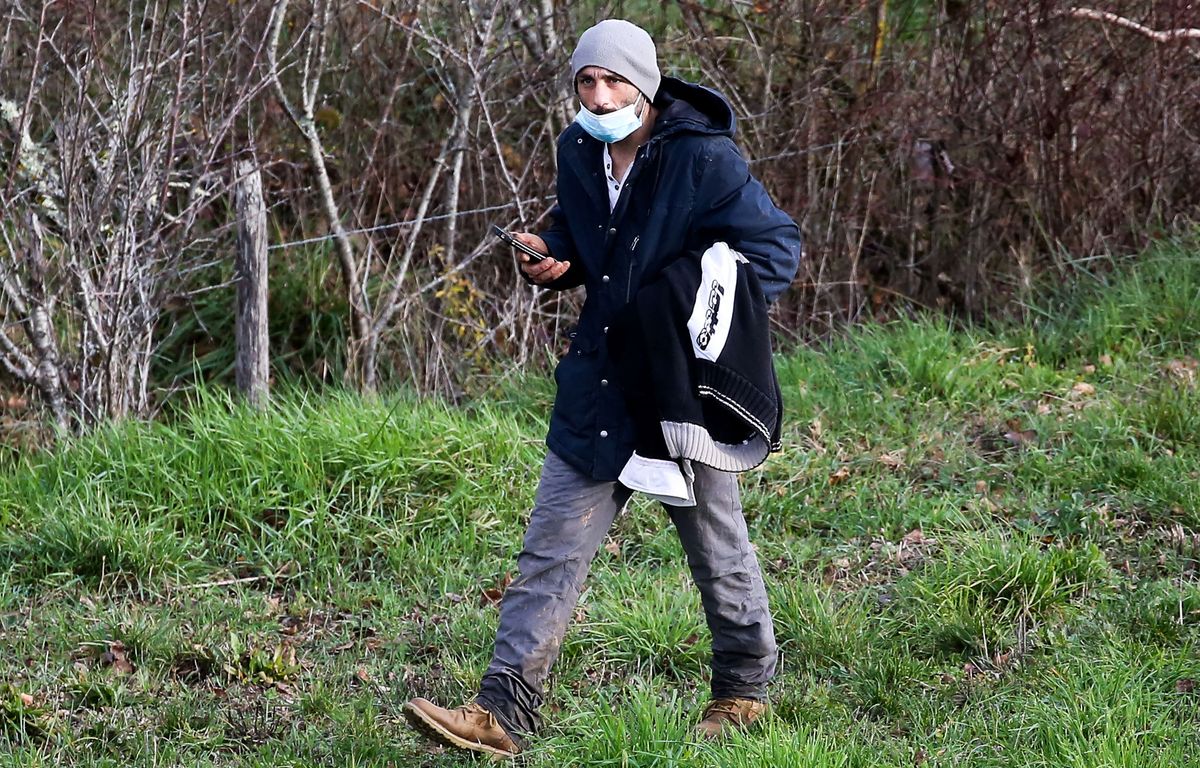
913;748;927;766
1166;358;1198;384
355;667;372;684
1081;364;1096;374
280;615;303;635
822;557;851;585
1099;354;1113;366
100;641;135;675
901;529;925;545
604;539;622;559
259;507;288;530
1071;381;1096;397
878;452;905;470
480;573;514;607
828;466;850;486
1178;678;1196;694
806;418;826;453
1003;428;1038;446
18;693;33;707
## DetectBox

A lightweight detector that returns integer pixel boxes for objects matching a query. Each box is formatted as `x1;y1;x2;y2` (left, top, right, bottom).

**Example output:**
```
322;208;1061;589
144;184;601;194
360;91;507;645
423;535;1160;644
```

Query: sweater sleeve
689;138;802;304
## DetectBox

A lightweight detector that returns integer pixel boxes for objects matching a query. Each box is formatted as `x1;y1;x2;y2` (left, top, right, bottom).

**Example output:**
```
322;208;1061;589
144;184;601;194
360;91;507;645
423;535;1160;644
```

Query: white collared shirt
602;144;634;212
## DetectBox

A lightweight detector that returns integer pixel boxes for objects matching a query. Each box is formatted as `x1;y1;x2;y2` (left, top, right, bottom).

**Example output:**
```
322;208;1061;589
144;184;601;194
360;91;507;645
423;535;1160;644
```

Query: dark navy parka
538;77;802;481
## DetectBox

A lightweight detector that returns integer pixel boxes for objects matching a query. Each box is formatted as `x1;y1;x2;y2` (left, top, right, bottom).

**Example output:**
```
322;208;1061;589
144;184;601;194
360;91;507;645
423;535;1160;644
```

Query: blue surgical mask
574;94;646;144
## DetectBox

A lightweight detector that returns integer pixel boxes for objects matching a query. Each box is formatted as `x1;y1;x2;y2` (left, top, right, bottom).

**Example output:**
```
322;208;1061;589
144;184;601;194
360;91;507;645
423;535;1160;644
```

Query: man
404;19;801;758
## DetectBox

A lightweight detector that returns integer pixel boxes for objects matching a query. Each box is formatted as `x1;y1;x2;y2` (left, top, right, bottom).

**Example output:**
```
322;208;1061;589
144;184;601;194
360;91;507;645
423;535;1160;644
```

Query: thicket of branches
2;0;1198;431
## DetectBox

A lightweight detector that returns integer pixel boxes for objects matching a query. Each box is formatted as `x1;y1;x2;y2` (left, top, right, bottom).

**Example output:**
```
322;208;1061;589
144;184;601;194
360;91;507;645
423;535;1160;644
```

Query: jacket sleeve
528;203;588;291
690;138;802;304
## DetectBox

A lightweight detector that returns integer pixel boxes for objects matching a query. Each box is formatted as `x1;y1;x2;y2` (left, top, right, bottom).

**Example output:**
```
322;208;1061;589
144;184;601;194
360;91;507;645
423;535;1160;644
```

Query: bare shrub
2;0;1198;429
692;0;1200;329
0;0;270;429
260;0;1199;382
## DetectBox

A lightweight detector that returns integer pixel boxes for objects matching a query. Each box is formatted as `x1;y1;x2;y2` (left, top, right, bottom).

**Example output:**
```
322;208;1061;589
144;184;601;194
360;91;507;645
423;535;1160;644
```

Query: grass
0;240;1198;765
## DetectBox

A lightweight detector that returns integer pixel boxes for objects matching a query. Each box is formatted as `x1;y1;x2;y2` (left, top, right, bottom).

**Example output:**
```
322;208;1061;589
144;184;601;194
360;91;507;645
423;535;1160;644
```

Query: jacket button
603;326;609;334
600;430;609;438
600;379;609;387
601;275;610;283
608;228;617;236
577;138;583;144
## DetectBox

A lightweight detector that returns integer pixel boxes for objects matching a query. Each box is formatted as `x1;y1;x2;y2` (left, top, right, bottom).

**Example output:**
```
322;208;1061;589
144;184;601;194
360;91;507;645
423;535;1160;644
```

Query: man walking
404;19;801;757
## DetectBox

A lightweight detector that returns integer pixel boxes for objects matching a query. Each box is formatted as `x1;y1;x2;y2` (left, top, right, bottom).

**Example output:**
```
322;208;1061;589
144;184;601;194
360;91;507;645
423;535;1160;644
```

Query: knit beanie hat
570;19;661;101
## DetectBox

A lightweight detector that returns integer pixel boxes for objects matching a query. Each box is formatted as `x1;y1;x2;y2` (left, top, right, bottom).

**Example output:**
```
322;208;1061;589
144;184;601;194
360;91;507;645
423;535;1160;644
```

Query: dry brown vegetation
2;0;1198;429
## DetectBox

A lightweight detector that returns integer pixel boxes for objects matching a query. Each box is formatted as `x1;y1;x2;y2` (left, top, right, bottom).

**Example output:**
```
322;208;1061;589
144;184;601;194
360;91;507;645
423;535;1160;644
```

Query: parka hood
650;77;736;141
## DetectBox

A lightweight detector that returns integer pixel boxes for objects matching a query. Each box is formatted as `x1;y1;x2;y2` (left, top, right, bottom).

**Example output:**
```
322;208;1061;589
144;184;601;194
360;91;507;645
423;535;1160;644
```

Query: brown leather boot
694;697;768;740
402;698;521;757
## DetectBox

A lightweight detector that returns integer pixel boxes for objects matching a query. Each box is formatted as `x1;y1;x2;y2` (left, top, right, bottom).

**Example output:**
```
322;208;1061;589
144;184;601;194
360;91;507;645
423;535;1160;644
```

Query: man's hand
513;233;571;285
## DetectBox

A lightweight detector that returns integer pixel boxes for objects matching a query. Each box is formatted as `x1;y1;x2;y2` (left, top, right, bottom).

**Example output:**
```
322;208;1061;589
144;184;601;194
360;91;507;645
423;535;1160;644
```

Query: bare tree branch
1065;7;1200;43
268;0;371;387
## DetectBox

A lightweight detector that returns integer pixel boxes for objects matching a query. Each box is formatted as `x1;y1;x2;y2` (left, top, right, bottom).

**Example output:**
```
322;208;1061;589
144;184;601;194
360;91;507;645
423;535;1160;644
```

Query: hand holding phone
491;225;547;263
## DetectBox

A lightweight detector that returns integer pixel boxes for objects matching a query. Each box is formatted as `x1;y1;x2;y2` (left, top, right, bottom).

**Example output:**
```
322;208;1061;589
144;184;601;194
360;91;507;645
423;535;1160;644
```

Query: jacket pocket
551;332;602;441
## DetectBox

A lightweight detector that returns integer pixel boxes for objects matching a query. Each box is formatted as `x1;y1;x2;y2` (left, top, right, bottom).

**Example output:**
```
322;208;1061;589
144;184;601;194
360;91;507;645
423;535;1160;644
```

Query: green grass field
2;241;1199;766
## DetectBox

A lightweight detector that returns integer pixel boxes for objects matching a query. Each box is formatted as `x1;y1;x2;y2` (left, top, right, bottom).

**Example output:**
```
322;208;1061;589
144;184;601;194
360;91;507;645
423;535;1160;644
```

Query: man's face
575;66;642;114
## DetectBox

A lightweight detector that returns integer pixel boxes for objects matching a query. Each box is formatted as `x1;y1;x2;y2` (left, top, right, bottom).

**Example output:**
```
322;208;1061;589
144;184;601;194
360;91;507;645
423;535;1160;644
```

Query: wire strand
267;195;557;251
266;139;858;250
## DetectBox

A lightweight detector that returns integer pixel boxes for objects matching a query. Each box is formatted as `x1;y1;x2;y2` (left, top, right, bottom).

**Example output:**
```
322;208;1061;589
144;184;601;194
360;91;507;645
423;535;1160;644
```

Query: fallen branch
177;575;270;590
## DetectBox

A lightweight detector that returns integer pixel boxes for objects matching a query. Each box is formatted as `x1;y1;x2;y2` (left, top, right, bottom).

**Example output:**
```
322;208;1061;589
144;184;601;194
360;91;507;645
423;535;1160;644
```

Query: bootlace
702;699;745;718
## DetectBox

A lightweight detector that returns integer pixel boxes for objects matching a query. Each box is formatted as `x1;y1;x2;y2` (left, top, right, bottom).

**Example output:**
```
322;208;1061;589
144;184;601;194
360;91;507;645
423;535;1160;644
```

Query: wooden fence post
234;159;269;407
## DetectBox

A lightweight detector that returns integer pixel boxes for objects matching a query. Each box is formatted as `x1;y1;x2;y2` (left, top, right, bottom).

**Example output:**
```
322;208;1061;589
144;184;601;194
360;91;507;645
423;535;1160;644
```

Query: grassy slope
1;241;1198;766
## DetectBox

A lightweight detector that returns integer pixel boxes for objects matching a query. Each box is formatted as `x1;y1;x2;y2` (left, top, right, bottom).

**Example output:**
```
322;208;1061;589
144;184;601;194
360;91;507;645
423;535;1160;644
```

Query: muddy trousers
475;451;777;740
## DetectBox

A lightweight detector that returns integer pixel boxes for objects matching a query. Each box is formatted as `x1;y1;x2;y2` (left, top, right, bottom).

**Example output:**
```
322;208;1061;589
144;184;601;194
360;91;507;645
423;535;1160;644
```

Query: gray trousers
476;451;777;738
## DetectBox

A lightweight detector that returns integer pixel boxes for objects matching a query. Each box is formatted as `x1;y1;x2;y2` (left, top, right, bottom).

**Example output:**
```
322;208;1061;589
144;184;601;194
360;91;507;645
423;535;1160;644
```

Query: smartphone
491;224;547;263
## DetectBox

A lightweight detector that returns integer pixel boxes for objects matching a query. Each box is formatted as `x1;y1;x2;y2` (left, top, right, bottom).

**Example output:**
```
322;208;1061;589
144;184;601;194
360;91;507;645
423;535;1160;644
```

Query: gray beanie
570;19;661;100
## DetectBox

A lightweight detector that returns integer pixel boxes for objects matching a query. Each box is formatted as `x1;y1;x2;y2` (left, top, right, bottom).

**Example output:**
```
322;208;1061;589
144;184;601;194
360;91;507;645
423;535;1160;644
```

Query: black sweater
607;242;783;473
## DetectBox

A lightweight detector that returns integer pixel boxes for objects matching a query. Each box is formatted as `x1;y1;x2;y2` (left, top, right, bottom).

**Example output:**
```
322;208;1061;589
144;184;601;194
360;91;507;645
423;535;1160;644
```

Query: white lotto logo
687;242;738;361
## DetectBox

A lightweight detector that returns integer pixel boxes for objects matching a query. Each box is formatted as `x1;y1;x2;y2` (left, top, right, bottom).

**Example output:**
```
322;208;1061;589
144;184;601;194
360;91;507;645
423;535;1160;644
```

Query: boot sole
402;702;517;759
